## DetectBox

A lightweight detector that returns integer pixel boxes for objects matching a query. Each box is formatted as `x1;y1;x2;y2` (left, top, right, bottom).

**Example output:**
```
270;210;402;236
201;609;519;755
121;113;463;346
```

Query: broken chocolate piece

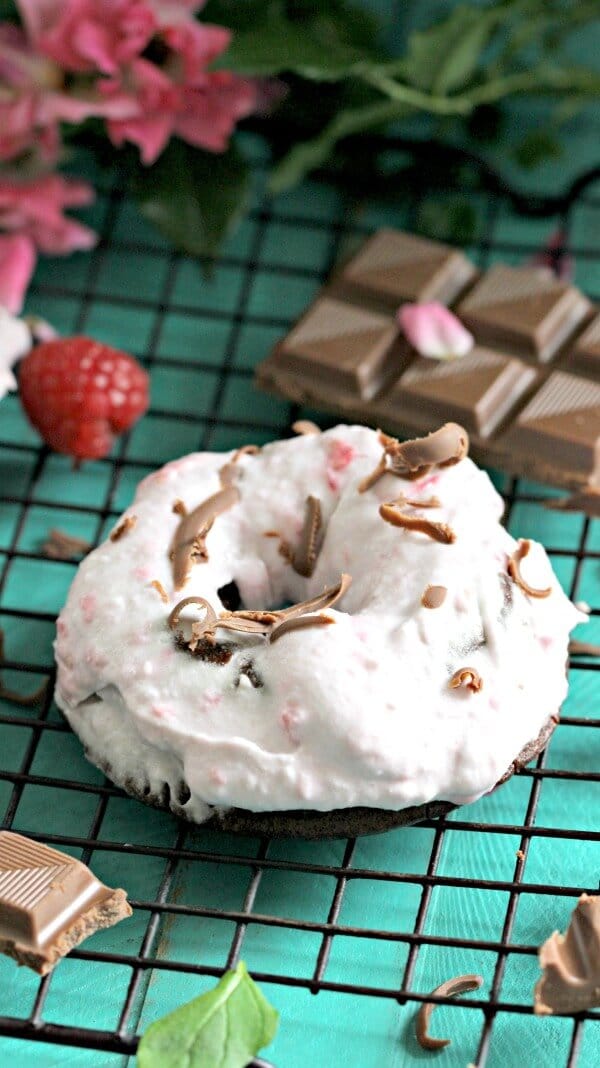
388;348;536;437
421;585;447;609
572;312;600;373
545;485;600;517
171;485;240;589
337;228;477;309
0;630;48;708
110;515;137;542
458;265;591;362
379;503;456;544
292;495;323;578
508;540;552;599
276;296;404;400
41;528;91;560
416;974;483;1050
0;830;131;974
449;667;483;693
534;894;600;1015
292;420;321;435
568;640;600;657
504;371;600;479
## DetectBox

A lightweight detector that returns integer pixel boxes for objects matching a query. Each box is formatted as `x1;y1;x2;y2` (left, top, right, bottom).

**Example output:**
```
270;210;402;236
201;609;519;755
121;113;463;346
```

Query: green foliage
137;962;279;1068
133;140;250;259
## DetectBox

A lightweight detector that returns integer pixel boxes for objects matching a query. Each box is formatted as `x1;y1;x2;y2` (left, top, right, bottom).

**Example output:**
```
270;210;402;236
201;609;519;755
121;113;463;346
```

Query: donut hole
217;580;242;612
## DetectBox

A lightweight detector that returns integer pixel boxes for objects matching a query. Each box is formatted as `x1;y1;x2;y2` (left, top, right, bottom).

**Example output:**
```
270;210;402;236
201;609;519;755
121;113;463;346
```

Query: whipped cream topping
54;424;583;821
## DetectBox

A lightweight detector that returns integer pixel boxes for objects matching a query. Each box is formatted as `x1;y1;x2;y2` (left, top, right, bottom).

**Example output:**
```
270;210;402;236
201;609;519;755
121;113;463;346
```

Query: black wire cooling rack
0;137;599;1067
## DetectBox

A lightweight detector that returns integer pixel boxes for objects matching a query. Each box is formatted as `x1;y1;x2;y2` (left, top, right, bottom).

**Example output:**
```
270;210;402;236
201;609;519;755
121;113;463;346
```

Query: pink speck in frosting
80;593;96;623
280;700;302;745
84;649;108;669
134;566;152;581
538;635;553;651
208;767;226;786
203;690;223;711
328;439;356;471
489;696;499;711
326;470;339;492
56;619;68;637
355;627;369;643
151;705;169;720
416;472;440;492
454;592;468;613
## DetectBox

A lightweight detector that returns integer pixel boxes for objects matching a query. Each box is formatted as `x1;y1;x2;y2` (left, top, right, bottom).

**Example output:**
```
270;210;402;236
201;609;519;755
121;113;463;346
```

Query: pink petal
0;234;36;313
398;302;474;360
16;0;62;45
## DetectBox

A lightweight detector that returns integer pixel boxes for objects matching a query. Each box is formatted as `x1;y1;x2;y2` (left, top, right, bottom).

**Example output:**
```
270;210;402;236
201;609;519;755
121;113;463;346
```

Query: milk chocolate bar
257;227;600;502
0;830;132;973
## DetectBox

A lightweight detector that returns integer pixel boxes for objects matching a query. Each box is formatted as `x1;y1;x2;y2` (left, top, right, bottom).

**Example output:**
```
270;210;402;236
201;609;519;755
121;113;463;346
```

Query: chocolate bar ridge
257;227;600;501
0;831;132;974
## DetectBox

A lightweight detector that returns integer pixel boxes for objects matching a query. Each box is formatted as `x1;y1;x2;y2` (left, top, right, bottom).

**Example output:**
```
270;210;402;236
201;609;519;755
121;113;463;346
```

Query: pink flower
102;57;180;164
18;0;156;74
398;302;474;360
0;233;36;313
0;24;63;162
0;174;97;254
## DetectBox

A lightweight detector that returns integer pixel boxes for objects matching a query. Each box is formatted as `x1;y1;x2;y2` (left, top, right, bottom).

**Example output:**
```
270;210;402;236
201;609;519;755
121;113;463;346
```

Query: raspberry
18;337;149;461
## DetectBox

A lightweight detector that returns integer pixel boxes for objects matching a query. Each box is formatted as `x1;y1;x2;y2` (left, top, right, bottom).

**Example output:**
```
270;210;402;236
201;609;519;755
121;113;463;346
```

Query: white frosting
54;425;583;820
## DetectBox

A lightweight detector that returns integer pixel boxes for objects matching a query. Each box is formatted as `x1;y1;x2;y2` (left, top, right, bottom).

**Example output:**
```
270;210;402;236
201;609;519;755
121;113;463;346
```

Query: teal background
1;127;600;1065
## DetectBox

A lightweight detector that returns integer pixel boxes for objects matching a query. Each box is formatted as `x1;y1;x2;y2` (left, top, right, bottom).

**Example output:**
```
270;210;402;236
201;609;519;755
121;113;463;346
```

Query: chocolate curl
292;496;323;578
292;420;321;435
508;539;552;599
359;423;469;492
41;528;91;559
449;667;483;693
379;503;456;544
110;515;137;542
270;613;334;643
416;975;483;1050
170;486;240;589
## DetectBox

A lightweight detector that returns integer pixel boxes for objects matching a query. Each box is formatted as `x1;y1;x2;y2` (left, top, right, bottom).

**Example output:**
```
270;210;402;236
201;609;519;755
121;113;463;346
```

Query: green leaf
133;140;250;258
137;961;279;1068
512;129;563;169
401;5;498;95
269;99;410;193
215;11;376;80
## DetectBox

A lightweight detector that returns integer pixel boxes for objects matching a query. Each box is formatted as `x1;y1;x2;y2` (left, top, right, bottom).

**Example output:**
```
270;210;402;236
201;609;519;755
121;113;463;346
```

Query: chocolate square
572;312;600;373
276;296;403;399
385;347;536;437
503;370;600;475
336;228;477;310
458;265;591;362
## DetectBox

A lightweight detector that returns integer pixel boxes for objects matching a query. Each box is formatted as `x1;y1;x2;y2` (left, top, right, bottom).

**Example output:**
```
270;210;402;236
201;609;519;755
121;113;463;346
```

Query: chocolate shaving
568;640;600;657
110;515;137;542
170;574;351;650
394;495;441;509
545;487;600;518
379;503;456;544
237;661;263;688
172;499;187;517
534;894;600;1015
263;531;294;564
149;579;169;604
416;974;483;1050
0;630;48;707
41;528;91;560
450;667;483;693
508;539;552;599
171;485;239;589
232;444;260;461
360;423;469;492
421;585;447;609
293;496;323;578
270;613;334;643
292;420;321;435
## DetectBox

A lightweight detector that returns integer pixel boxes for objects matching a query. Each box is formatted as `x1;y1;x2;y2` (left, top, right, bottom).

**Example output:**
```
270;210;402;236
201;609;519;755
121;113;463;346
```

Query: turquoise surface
1;134;600;1067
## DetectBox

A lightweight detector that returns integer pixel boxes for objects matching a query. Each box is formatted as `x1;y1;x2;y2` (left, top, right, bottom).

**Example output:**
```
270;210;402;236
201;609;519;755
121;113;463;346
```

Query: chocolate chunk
504;371;600;477
0;831;131;974
535;894;600;1015
572;312;600;373
387;348;536;437
458;265;590;362
276;296;404;399
421;584;447;609
337;228;477;309
217;580;242;612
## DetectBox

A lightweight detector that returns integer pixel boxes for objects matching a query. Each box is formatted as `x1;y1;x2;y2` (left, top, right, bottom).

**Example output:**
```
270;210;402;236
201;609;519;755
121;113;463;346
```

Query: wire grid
0;137;599;1068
